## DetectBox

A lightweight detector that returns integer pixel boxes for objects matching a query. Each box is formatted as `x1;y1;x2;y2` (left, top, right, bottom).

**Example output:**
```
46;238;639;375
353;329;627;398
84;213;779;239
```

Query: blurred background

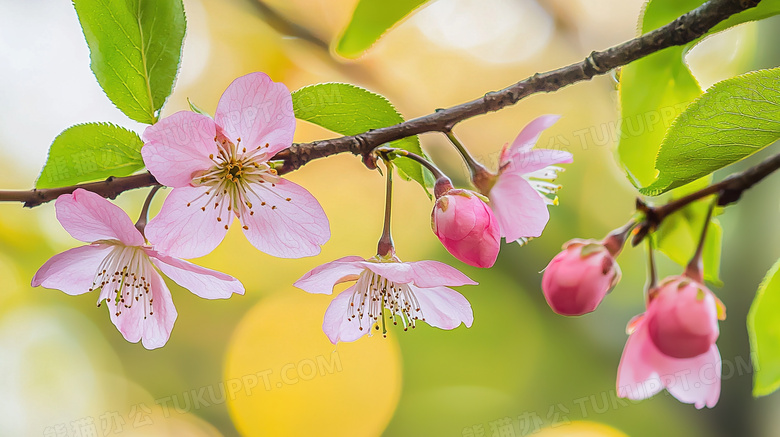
1;0;779;435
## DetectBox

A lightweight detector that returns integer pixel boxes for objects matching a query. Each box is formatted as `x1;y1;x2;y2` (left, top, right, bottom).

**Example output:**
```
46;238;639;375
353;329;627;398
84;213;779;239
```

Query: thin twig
632;151;780;246
0;0;763;208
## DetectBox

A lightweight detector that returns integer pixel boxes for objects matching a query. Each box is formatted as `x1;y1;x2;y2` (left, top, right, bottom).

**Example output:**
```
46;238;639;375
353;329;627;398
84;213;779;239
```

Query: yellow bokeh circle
225;289;402;436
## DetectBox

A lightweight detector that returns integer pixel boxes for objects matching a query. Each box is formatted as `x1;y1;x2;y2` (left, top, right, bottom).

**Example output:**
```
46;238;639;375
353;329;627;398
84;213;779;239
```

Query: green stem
377;160;395;258
135;185;162;236
684;198;716;283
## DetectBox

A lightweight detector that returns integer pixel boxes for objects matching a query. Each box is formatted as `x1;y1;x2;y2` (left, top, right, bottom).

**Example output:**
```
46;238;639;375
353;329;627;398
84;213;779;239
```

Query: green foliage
642;68;780;195
292;83;433;194
37;123;145;189
748;257;780;396
617;0;780;189
335;0;430;59
74;0;186;124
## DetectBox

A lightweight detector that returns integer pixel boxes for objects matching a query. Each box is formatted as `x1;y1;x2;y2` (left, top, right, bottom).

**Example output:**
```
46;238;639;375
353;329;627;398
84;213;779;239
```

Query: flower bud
432;189;500;268
646;276;722;359
541;239;620;316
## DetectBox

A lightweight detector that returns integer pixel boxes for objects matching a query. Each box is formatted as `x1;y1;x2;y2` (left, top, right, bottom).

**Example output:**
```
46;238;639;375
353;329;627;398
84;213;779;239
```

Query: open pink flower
31;189;244;349
142;72;330;259
294;255;476;343
432;187;500;268
617;308;721;409
487;115;573;243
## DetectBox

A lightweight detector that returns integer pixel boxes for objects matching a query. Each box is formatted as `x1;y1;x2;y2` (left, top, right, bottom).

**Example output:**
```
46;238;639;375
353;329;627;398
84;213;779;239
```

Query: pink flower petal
502;114;561;162
617;316;721;408
214;72;295;158
149;250;245;299
239;178;330;258
489;172;549;241
107;268;178;350
31;244;113;295
55;189;144;246
145;186;230;259
665;345;721;409
415;285;474;329
141;111;219;187
293;256;366;294
362;260;477;288
322;285;371;344
505;148;573;176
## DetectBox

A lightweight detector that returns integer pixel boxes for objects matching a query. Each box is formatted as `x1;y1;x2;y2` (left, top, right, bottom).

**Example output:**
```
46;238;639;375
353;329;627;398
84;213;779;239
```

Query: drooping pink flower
485;115;573;243
431;185;500;268
142;72;330;259
294;255;477;343
617;312;721;409
646;276;722;359
541;239;620;316
31;189;244;349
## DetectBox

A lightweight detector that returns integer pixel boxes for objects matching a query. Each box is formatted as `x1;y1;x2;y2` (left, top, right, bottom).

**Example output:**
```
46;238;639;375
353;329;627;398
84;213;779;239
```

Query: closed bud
541;239;620;316
432;188;500;268
646;276;724;359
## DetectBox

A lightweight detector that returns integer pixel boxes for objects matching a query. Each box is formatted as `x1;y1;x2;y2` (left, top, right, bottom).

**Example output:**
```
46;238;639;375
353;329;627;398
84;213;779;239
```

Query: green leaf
74;0;186;124
642;68;780;195
37;123;145;189
187;98;212;118
748;257;780;396
335;0;430;59
617;0;780;189
291;83;432;194
654;177;722;285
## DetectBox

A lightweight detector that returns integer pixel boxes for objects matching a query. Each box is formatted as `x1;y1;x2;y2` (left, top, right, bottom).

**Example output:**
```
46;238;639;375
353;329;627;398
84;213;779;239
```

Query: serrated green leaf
654;178;722;285
617;0;780;189
37;123;145;188
642;68;780;195
291;83;432;195
335;0;430;59
74;0;186;124
748;257;780;396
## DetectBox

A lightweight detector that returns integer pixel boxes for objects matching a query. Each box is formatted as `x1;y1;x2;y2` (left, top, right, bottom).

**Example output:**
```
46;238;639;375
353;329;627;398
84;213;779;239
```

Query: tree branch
632;151;780;245
0;0;762;207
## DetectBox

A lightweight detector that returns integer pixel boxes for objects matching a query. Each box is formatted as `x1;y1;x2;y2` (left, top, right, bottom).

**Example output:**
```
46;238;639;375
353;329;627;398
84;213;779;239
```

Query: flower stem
645;238;658;303
684;198;716;283
375;146;446;181
135;185;162;237
377;160;395;258
444;130;496;194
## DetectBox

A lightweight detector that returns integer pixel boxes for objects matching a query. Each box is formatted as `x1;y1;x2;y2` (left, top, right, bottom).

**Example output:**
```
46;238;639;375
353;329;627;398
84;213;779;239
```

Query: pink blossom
294;255;477;343
486;115;573;243
142;72;330;259
646;276;721;359
31;189;244;349
432;188;500;268
541;239;620;316
617;312;721;409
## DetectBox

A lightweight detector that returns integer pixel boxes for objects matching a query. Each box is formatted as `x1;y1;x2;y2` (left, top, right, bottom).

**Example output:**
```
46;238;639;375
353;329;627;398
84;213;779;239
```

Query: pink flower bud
432;189;500;268
541;239;620;316
646;276;722;359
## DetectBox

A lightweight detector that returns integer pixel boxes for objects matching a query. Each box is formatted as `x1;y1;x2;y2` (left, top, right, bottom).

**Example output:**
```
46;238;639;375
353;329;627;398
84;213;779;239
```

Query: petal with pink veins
149;251;245;299
502;114;561;162
214;72;295;158
31;244;113;295
415;285;474;329
141;111;219;187
362;260;477;288
664;345;721;409
489;172;549;241
145;186;230;259
293;256;366;294
322;285;371;344
505;148;573;176
239;178;330;258
56;189;144;246
107;268;178;350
